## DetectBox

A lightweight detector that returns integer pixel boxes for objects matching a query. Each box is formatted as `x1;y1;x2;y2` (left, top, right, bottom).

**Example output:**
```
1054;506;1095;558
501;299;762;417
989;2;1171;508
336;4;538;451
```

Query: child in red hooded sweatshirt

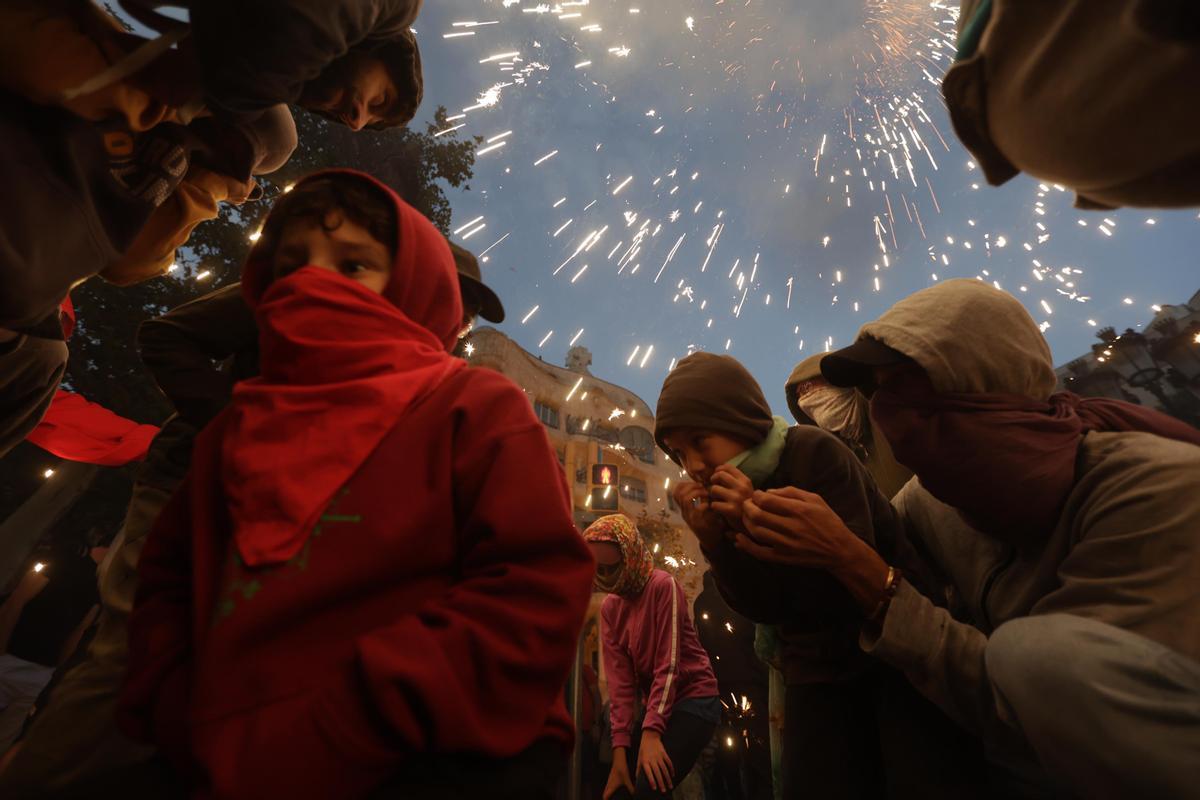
584;515;720;800
117;170;595;800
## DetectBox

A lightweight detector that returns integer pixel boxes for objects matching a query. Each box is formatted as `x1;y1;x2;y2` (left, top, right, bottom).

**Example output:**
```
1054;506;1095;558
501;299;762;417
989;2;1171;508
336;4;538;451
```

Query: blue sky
414;1;1198;413
126;2;1198;414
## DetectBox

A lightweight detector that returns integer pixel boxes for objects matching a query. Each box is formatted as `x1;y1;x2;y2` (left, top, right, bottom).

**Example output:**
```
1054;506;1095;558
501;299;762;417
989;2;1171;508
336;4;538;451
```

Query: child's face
661;428;752;487
271;209;392;295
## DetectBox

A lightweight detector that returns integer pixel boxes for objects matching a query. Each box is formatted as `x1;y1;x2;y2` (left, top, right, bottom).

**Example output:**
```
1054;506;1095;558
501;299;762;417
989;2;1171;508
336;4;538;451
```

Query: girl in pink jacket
584;515;720;799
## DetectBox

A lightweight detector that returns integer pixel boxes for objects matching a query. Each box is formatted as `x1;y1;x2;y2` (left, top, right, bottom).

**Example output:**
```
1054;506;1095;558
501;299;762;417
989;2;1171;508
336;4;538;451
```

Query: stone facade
1055;289;1200;427
464;327;706;604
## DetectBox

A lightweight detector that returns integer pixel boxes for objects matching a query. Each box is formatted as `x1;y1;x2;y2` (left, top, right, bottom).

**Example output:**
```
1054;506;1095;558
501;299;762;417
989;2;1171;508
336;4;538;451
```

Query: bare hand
674;481;727;549
736;487;859;569
737;488;894;614
708;465;754;533
603;750;635;800
637;730;675;792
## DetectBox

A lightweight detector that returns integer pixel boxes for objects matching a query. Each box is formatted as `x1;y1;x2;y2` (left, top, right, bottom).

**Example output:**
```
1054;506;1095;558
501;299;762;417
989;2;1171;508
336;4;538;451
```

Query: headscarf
655;352;774;463
582;515;654;597
221;170;464;567
841;280;1200;543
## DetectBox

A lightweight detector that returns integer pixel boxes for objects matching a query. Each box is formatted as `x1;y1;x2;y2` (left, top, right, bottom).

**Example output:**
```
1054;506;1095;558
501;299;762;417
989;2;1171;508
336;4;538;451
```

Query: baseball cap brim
459;274;506;323
820;338;908;387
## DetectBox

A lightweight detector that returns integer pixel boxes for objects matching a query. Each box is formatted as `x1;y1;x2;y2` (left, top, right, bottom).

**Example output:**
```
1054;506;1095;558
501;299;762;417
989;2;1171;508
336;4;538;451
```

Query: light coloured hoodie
945;0;1200;209
785;354;912;499
853;280;1200;769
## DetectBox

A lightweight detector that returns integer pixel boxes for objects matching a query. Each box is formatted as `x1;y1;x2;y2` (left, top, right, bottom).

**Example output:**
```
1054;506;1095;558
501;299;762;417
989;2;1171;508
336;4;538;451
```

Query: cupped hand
735;486;860;569
673;480;728;549
708;464;754;532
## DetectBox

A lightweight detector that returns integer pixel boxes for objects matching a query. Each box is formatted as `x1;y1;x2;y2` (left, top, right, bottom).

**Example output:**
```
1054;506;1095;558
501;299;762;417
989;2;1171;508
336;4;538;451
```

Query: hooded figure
582;514;654;597
785;354;912;499
945;0;1200;208
654;353;980;800
583;515;720;800
118;170;594;800
822;278;1200;798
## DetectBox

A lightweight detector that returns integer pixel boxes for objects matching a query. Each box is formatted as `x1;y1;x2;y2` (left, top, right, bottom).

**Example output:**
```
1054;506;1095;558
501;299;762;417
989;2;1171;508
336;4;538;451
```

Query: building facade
1056;289;1200;428
464;327;705;602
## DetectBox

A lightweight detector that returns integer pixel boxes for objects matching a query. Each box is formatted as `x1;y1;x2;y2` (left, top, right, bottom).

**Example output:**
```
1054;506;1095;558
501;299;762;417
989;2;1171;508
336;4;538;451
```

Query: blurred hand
603;750;635;800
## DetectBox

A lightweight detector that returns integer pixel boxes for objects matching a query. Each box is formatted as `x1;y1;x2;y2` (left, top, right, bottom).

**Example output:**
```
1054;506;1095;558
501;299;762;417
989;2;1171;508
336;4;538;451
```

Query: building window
620;478;648;504
618;426;656;465
533;400;560;429
594;424;619;444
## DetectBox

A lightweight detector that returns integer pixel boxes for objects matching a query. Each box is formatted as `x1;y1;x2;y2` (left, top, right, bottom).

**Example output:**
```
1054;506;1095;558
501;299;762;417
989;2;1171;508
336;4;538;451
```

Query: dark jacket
0;90;172;330
136;283;258;489
164;0;423;120
0;310;69;459
701;426;907;684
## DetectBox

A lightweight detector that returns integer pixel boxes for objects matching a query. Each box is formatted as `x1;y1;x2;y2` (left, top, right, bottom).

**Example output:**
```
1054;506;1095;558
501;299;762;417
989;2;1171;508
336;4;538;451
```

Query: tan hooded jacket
946;0;1200;209
854;280;1200;759
785;354;912;499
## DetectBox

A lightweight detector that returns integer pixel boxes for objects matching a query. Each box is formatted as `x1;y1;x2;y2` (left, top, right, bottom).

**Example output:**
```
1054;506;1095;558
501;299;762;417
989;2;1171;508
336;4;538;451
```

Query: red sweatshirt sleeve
641;575;687;736
600;598;638;749
319;388;595;760
116;478;195;767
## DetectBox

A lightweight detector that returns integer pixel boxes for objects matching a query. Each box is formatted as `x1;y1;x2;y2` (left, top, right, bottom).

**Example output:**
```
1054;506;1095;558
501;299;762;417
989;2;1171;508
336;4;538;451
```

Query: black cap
820;338;908;387
450;242;505;323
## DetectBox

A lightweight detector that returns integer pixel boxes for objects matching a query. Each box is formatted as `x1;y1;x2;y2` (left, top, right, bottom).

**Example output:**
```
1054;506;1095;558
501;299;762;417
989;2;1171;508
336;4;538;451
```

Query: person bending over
584;515;720;800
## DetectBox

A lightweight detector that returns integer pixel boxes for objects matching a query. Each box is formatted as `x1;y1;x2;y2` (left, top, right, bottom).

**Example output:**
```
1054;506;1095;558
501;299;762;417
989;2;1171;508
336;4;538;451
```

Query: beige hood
784;352;827;422
853;279;1057;399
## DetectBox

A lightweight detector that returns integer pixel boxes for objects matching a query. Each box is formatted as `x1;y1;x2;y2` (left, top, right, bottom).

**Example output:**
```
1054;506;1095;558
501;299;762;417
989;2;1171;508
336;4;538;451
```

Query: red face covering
870;368;1200;544
222;171;464;567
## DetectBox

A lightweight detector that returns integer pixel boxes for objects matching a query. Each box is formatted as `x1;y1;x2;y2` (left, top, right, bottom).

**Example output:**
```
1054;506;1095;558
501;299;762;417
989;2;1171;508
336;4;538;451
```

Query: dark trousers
782;678;884;800
371;739;566;800
612;709;717;800
29;741;566;800
781;668;995;800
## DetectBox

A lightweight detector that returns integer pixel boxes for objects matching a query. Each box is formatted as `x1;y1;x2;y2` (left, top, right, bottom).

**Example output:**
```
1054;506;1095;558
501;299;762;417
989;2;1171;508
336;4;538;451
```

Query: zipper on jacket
978;543;1016;632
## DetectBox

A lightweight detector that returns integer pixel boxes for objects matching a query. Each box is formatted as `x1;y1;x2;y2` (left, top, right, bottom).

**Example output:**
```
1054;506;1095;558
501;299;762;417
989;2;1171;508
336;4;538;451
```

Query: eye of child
342;261;371;274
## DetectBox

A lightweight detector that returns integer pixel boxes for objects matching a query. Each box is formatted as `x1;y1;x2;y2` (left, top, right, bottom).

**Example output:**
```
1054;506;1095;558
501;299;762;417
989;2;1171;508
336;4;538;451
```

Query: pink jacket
600;570;719;748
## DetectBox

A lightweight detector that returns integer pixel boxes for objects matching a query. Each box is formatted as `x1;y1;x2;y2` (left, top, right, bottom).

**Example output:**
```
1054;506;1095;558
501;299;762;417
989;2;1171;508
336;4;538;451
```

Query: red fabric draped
870;369;1200;543
220;171;464;567
27;389;158;465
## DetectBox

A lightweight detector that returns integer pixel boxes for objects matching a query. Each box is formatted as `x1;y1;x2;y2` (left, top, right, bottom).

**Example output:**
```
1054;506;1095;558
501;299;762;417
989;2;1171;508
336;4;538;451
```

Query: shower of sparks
257;0;1189;396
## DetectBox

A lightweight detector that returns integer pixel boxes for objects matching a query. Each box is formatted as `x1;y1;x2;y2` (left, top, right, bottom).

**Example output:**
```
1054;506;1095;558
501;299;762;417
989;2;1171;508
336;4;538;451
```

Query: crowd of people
0;1;1197;799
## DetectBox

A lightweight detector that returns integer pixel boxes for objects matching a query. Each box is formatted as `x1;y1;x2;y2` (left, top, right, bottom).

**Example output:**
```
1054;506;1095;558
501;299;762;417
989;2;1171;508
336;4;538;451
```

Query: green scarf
726;416;789;488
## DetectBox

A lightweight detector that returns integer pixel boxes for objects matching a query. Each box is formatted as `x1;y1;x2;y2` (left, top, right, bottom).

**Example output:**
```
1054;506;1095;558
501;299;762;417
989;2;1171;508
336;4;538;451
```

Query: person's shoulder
782;424;856;461
434;366;541;433
645;569;680;598
1077;431;1200;494
773;424;860;487
600;592;623;620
